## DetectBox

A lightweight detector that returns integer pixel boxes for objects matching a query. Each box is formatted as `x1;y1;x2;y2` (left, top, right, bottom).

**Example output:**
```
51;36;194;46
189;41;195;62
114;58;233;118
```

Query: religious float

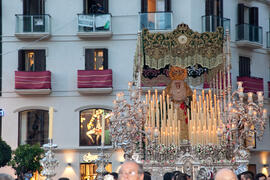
107;24;267;180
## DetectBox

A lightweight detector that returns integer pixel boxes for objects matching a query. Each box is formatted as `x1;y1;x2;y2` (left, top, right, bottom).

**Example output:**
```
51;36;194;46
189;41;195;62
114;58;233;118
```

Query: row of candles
188;89;223;146
145;90;182;146
144;88;225;146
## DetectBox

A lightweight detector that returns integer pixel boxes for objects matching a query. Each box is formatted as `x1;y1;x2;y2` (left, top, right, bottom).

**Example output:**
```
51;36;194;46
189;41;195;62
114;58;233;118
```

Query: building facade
0;0;270;179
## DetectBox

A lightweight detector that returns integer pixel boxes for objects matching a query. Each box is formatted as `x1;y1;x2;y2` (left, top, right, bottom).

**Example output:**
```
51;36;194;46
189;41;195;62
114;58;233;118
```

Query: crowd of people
104;160;270;180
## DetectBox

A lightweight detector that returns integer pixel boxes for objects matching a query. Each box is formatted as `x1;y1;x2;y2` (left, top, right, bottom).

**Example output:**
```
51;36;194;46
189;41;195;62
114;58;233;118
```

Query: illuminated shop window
80;108;112;146
19;109;49;145
80;163;112;180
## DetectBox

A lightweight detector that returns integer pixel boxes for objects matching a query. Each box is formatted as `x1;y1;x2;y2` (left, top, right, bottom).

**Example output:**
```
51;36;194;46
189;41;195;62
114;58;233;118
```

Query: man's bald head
215;168;237;180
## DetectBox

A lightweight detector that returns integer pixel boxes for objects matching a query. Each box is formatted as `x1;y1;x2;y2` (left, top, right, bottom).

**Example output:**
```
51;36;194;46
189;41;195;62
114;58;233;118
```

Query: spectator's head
118;160;144;180
255;173;266;180
240;171;254;180
0;174;15;180
143;172;151;180
163;172;173;180
215;168;237;180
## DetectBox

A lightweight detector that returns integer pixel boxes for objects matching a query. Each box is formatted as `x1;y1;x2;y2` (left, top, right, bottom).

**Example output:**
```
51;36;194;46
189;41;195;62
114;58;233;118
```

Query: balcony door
238;4;259;41
205;0;223;32
18;50;46;72
141;0;171;13
83;0;108;14
23;0;45;32
141;0;171;30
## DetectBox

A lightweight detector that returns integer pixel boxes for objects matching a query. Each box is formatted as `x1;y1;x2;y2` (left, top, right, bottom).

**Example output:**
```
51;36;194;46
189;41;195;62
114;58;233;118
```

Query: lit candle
248;92;253;103
49;107;54;139
248;106;253;115
101;112;105;146
263;109;267;119
257;91;263;102
128;81;133;90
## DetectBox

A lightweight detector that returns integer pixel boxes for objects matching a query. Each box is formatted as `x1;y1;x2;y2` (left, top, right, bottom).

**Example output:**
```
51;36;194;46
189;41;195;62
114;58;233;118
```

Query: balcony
237;76;264;94
267;31;270;50
235;24;263;49
268;81;270;98
139;12;173;31
201;15;230;34
15;14;51;39
77;69;112;94
15;71;51;95
77;14;112;38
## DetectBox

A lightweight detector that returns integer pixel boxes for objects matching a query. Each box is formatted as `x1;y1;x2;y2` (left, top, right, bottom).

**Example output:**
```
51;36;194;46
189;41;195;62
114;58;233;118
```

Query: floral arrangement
193;144;230;163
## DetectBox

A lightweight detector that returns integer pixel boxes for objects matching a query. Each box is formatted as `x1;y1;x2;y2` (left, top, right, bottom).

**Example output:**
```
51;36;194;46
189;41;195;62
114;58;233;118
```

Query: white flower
104;174;114;180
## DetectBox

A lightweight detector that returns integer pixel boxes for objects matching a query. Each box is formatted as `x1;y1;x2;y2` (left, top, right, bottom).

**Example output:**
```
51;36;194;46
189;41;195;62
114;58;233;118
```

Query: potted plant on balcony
0;137;12;168
9;144;44;180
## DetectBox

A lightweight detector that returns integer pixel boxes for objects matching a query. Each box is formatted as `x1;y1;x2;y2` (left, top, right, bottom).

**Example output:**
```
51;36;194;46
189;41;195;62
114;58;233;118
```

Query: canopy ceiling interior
134;23;225;87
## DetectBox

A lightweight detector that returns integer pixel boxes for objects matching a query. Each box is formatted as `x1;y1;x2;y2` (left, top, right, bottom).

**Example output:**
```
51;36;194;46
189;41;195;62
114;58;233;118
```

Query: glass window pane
80;163;112;180
94;50;104;70
19;109;49;145
80;108;112;146
25;51;35;72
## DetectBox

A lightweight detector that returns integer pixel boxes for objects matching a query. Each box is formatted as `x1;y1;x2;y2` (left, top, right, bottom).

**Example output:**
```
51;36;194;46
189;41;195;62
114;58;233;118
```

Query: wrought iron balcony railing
139;12;173;31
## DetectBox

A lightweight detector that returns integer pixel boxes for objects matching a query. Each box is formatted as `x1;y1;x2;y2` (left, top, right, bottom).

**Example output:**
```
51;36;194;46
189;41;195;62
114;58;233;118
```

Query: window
80;163;112;180
18;50;46;72
239;56;251;77
23;0;44;15
23;0;45;32
141;0;171;12
0;115;2;138
83;0;108;14
85;49;108;70
238;4;258;26
205;0;223;31
238;4;259;41
18;110;49;145
80;108;111;146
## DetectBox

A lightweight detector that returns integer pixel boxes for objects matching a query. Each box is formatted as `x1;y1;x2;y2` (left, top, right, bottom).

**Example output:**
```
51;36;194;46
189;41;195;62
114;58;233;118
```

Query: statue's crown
169;66;187;80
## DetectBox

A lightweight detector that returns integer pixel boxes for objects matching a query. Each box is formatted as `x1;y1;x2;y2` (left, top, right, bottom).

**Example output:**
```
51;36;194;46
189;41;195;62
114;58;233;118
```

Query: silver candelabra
110;81;147;160
94;146;110;180
40;139;59;180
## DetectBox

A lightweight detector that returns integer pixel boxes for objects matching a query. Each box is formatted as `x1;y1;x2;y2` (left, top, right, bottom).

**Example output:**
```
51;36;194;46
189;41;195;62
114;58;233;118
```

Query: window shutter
23;0;30;15
165;0;171;12
38;0;45;15
205;0;214;16
83;0;87;14
239;56;250;77
102;49;108;70
35;50;46;71
18;50;25;71
238;4;244;24
141;0;147;13
85;49;95;70
216;0;223;17
104;0;109;13
249;7;258;26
